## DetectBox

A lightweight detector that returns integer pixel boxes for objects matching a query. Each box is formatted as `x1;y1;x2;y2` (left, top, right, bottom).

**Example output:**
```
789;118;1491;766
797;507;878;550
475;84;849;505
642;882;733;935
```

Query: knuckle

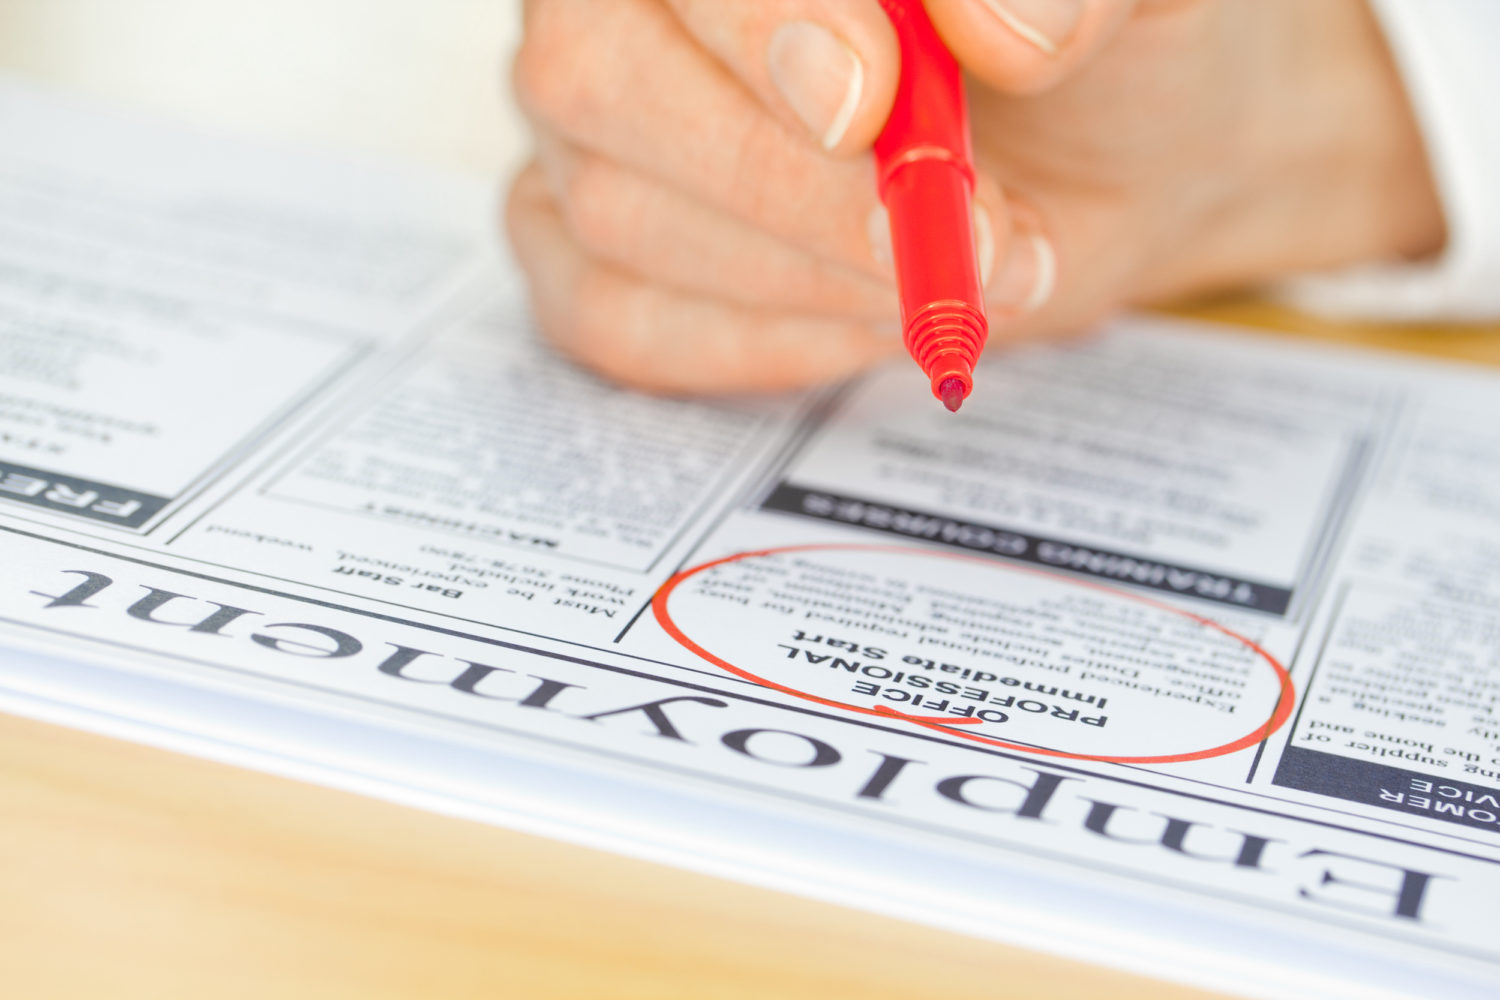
560;158;639;259
512;1;585;122
716;114;856;261
501;164;541;235
570;271;650;383
502;169;551;270
721;114;796;227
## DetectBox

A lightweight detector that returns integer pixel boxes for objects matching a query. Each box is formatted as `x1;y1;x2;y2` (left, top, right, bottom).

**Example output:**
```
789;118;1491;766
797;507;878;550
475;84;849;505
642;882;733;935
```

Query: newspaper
0;78;1496;999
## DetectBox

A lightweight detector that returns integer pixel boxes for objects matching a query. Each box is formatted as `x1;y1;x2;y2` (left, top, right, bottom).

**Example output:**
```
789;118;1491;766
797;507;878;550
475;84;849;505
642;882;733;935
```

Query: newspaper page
0;79;1496;1000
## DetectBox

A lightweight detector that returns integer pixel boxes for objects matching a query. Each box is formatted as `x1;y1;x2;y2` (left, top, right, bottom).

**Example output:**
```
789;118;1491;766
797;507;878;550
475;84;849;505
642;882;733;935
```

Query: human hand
506;0;1443;395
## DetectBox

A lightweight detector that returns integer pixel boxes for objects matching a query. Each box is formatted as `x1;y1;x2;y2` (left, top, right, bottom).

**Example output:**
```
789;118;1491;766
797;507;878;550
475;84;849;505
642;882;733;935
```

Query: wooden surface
2;710;1233;1000
2;3;1498;997
1179;297;1500;369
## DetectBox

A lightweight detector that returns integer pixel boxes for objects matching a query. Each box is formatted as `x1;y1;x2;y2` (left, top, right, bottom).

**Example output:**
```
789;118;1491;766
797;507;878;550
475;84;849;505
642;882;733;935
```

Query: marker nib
938;377;967;413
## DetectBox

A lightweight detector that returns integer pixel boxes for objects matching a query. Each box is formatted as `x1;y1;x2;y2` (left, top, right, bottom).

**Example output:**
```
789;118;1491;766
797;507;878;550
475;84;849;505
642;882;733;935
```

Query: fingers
925;0;1142;93
532;133;901;320
510;0;1085;397
514;0;884;274
506;163;904;395
981;192;1133;348
661;0;899;153
987;201;1059;319
509;154;1064;393
531;129;1054;325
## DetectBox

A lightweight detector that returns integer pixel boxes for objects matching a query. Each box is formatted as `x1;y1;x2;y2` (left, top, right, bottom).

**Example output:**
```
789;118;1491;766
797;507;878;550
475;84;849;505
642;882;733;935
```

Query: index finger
663;0;900;153
515;0;895;274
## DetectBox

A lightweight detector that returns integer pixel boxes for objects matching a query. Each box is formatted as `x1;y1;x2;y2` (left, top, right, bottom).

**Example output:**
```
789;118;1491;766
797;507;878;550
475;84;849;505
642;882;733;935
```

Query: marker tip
938;376;967;413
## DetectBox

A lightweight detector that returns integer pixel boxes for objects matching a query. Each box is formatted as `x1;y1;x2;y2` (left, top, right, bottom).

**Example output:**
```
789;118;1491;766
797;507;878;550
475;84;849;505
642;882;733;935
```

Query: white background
0;0;530;180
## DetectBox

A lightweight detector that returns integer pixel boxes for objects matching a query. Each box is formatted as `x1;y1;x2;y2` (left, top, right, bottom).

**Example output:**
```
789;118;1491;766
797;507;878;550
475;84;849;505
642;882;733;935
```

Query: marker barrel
880;159;987;398
875;0;989;406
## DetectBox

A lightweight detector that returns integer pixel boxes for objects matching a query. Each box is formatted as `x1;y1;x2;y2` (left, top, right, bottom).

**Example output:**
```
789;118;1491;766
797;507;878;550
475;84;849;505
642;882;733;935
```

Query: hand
506;0;1443;395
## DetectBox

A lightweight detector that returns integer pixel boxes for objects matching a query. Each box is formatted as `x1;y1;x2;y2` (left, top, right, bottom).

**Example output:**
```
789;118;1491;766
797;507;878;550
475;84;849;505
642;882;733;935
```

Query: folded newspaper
0;78;1495;999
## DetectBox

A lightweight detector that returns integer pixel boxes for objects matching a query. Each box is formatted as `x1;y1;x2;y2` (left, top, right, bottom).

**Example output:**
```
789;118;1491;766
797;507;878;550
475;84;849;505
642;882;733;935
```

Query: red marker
875;0;988;412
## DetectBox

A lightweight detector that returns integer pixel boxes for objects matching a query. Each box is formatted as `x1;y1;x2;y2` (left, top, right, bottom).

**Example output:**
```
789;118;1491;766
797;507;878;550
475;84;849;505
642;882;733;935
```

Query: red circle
652;544;1294;764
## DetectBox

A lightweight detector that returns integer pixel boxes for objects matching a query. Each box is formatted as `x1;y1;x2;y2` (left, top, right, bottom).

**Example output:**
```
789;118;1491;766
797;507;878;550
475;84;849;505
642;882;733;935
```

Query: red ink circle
652;544;1294;764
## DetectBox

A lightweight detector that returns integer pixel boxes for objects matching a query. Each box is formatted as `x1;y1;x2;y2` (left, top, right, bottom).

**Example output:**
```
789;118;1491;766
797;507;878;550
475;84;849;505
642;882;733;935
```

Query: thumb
924;0;1141;93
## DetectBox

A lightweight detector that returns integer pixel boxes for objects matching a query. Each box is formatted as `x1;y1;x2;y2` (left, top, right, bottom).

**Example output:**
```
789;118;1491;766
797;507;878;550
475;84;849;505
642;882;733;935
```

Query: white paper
1;78;1497;1000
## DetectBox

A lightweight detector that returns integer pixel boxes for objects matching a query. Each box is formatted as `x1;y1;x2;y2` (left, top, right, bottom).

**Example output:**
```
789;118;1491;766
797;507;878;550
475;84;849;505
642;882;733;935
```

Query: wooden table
4;710;1233;1000
1;3;1495;996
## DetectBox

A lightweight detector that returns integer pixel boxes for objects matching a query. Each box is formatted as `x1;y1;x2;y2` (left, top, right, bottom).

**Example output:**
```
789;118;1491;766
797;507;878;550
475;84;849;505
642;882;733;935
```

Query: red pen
875;0;988;412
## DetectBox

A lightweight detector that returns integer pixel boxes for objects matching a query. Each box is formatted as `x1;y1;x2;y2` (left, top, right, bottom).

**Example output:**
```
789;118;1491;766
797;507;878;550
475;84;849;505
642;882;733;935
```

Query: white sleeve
1276;0;1500;321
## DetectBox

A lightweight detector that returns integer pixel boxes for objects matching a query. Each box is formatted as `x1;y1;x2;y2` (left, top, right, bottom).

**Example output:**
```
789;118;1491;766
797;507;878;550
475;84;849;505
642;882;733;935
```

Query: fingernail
866;204;894;269
768;21;865;150
976;0;1083;55
1022;232;1057;312
973;204;996;285
988;231;1057;315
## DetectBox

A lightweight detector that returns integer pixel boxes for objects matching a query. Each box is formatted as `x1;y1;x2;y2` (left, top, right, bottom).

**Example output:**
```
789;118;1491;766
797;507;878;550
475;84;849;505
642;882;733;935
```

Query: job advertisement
0;79;1496;1000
